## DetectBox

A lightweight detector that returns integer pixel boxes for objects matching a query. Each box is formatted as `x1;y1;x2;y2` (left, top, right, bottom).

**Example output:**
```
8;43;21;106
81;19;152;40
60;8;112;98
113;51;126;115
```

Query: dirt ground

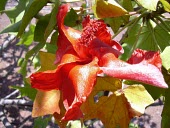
0;1;164;128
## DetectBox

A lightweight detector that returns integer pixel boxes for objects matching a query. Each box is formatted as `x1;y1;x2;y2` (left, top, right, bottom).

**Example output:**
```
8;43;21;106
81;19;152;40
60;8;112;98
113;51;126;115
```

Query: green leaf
50;31;58;45
11;80;37;100
118;0;133;11
34;117;50;128
4;0;29;23
143;84;165;100
19;59;28;77
12;86;37;100
34;14;51;43
17;0;48;37
161;46;170;71
104;16;129;33
18;58;25;67
0;20;21;34
136;0;159;11
121;20;170;60
19;43;45;76
160;0;170;12
93;0;127;18
43;43;57;54
38;51;56;72
44;1;59;40
25;43;45;60
64;8;79;27
0;0;8;12
81;77;154;127
17;24;35;46
62;0;83;2
32;55;40;69
124;80;165;100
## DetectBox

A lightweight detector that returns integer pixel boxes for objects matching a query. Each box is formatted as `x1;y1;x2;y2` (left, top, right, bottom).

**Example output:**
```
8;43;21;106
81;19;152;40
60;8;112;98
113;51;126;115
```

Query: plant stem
112;18;135;39
151;18;170;33
112;11;148;39
131;21;144;53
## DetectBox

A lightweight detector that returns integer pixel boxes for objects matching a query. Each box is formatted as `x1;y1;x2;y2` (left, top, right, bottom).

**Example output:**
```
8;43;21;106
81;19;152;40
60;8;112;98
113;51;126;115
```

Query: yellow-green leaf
136;0;159;11
161;46;170;72
38;51;56;72
93;0;127;19
32;90;60;117
160;0;170;12
32;52;60;117
81;77;154;128
122;85;154;115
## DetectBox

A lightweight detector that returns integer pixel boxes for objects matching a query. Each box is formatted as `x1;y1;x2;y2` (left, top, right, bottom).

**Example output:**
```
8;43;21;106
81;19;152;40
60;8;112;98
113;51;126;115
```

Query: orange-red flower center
79;16;109;47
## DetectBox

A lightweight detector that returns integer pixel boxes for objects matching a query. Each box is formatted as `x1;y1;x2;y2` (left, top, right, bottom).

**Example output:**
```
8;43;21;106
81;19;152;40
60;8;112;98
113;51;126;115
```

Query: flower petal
127;49;162;70
57;4;81;51
89;38;123;66
30;70;61;91
55;4;82;63
60;58;99;120
55;33;72;64
101;63;168;88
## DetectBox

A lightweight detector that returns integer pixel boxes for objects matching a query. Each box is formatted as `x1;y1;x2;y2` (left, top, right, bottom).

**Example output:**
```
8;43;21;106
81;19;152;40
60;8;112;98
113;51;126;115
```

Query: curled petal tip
100;63;168;89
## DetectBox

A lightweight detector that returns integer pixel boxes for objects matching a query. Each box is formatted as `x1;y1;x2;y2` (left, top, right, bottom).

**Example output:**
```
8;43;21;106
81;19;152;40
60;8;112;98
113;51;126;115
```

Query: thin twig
131;21;144;52
0;99;33;106
0;106;14;128
18;116;32;128
4;90;19;99
0;35;15;54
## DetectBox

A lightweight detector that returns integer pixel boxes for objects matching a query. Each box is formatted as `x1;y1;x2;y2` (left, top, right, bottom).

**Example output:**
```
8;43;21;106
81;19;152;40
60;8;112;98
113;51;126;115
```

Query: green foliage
11;79;37;100
124;80;166;100
0;20;21;34
44;43;57;54
0;0;8;12
34;14;51;43
17;24;35;46
50;31;58;45
118;0;133;11
161;46;170;72
34;117;50;128
17;0;49;37
136;0;159;11
1;0;170;127
121;19;170;60
3;0;29;23
160;0;170;12
64;8;79;27
44;0;59;40
104;16;129;33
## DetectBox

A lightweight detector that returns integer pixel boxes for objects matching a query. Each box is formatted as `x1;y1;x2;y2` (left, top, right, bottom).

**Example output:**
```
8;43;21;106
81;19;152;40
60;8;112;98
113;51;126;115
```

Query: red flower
30;4;168;121
127;49;162;70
